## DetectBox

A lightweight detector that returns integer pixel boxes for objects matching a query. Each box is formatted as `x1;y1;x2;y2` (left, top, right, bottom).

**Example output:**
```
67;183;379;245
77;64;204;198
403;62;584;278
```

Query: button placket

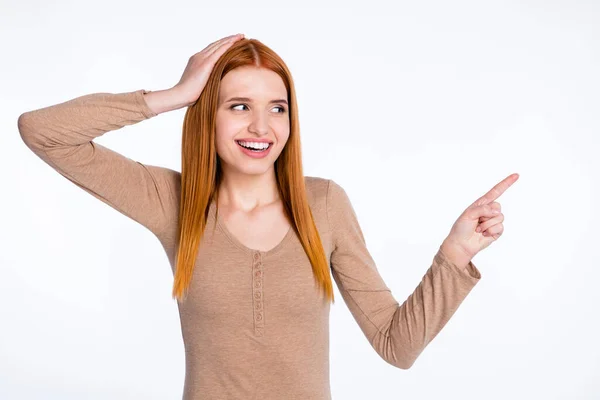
252;251;265;336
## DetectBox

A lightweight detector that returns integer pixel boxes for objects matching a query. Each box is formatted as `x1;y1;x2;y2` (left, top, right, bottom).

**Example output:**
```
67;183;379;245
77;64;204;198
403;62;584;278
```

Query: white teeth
237;140;270;150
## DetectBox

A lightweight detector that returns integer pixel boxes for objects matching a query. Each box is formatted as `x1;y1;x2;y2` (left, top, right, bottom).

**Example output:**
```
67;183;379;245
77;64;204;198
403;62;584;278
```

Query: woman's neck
217;169;280;212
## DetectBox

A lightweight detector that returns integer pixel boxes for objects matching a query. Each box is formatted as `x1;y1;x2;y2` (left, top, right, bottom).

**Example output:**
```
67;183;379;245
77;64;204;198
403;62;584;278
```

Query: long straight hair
171;38;334;304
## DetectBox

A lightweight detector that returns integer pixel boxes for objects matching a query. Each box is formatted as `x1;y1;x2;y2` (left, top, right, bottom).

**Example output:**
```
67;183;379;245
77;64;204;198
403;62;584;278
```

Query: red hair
172;38;334;304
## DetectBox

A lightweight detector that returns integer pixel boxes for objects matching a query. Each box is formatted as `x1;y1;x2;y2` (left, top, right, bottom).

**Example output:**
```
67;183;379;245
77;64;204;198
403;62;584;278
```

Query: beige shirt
18;89;481;400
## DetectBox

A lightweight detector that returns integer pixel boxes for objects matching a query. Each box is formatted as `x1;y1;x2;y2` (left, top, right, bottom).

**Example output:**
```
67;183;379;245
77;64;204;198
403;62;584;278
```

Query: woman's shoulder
303;175;352;211
301;175;329;209
304;175;347;202
304;175;329;187
303;175;331;198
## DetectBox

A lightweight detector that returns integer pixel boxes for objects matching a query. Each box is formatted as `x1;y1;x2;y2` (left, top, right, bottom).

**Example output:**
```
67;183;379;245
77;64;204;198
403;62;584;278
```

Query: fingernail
493;209;500;214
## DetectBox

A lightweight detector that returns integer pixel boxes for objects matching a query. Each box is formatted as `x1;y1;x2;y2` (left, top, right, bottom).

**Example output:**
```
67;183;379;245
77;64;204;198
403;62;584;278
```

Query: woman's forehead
220;67;287;100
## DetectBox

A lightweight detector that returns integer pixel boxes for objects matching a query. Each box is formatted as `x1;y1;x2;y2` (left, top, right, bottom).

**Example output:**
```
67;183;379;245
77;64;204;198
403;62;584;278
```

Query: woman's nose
248;113;269;135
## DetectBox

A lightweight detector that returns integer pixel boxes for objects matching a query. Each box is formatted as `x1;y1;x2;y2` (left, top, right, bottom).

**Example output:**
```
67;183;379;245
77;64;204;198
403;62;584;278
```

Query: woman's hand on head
172;33;245;107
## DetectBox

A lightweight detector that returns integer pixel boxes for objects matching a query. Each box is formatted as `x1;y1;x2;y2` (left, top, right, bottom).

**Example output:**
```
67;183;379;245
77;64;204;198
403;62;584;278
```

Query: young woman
18;33;518;399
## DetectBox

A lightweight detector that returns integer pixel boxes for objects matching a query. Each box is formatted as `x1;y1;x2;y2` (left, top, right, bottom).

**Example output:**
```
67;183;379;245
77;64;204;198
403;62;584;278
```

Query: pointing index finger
472;173;519;206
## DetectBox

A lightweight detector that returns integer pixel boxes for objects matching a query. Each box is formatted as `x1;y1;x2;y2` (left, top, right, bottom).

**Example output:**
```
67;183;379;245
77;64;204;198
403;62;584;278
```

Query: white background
1;0;599;399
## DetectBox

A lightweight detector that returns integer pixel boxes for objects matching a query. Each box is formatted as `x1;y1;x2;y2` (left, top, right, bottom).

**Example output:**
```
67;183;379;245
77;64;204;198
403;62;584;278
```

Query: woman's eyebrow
225;96;288;105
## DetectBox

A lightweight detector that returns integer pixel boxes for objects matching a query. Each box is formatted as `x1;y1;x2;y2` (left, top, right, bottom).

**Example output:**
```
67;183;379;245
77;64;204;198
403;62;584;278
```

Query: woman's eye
229;104;286;113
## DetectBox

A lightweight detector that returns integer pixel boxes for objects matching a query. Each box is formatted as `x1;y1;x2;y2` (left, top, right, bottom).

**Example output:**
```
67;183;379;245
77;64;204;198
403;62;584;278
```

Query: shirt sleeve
326;179;481;369
18;89;179;239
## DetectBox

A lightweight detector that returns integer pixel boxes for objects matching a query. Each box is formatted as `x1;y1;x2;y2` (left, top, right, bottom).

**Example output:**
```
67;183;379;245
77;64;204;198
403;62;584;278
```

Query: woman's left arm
327;173;518;369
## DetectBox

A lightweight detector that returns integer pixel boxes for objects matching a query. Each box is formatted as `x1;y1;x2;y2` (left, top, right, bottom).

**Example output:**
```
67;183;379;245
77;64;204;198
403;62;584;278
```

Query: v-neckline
209;199;295;258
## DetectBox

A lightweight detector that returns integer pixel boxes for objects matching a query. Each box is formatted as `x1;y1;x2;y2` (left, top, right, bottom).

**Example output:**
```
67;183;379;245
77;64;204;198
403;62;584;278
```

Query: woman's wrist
142;87;192;115
439;239;472;271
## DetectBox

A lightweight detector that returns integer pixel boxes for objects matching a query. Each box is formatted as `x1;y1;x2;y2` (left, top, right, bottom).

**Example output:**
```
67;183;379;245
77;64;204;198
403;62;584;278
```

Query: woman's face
215;66;290;178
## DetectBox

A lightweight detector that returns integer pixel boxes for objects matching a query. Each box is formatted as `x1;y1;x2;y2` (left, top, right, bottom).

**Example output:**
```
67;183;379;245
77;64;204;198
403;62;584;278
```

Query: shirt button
254;270;262;278
253;253;260;260
254;292;261;299
255;303;262;310
256;313;263;321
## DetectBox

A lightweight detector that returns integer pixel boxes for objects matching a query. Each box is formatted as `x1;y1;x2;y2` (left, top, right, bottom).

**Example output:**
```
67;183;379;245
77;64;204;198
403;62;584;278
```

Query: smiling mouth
235;140;272;152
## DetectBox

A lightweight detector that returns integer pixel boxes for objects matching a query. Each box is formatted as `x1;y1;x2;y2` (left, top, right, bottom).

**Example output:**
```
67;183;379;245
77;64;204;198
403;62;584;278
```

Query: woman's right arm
17;34;244;238
18;88;182;239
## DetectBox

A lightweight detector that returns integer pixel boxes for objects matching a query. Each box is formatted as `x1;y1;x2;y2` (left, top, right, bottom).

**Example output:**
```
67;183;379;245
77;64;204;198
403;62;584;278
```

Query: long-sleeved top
18;88;482;400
